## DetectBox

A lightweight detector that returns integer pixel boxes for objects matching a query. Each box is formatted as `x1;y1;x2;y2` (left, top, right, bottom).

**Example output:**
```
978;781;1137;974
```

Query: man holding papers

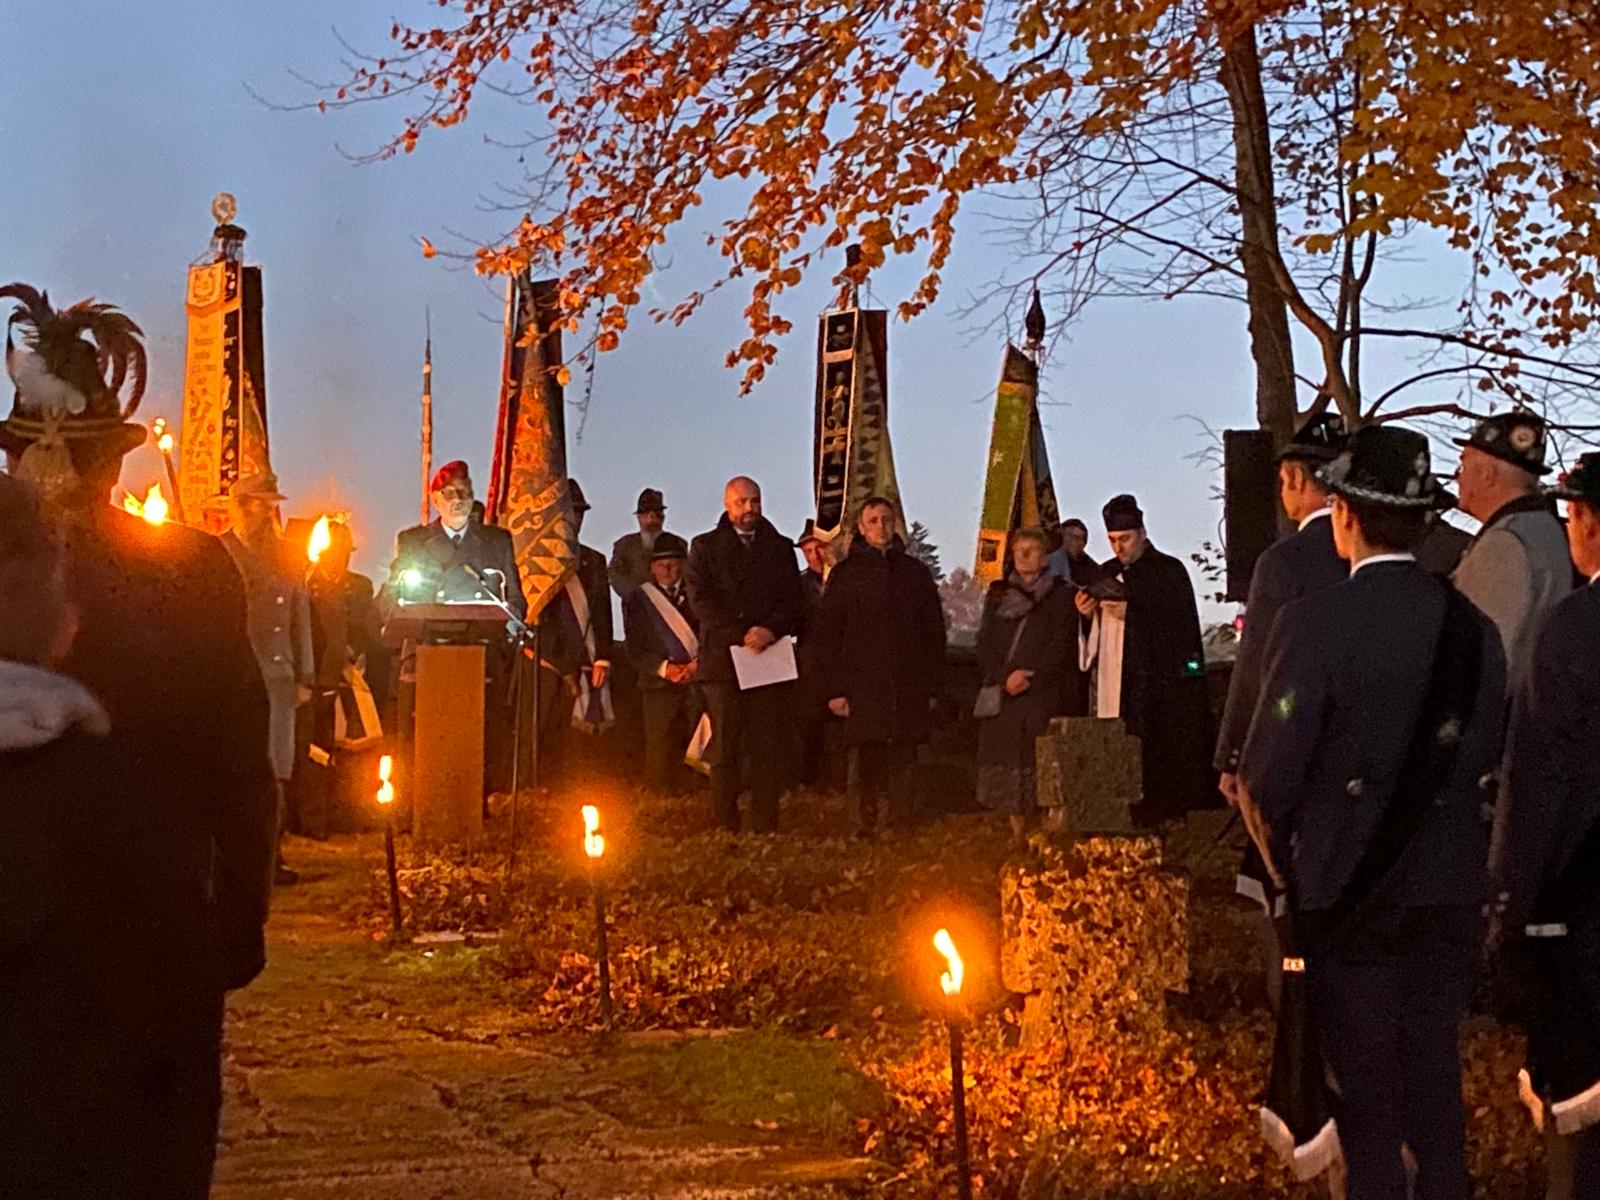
686;477;805;833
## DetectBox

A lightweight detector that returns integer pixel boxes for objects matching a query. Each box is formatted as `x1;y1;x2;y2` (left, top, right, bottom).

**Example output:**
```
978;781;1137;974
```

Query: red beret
430;460;471;493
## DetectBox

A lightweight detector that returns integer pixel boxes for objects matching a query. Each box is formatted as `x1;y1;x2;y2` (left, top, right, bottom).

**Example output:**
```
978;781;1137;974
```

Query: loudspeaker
1223;429;1279;604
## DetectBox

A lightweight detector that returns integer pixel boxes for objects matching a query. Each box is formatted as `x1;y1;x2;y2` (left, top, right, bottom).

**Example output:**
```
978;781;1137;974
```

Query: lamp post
933;927;972;1200
376;754;403;934
583;805;613;1029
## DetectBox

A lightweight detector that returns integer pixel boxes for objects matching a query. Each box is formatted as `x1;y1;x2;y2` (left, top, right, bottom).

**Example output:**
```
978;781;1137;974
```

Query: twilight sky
3;1;1483;617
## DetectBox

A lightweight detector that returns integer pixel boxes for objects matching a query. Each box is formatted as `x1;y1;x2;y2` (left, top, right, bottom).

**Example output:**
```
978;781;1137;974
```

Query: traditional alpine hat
1276;412;1347;465
1550;452;1600;506
1319;425;1450;509
1102;493;1145;532
650;532;689;561
636;487;666;514
568;477;592;513
1452;410;1552;476
0;283;148;504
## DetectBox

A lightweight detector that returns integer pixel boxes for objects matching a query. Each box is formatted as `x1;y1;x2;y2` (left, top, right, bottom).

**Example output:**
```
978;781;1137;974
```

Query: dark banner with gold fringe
486;273;577;620
812;306;902;548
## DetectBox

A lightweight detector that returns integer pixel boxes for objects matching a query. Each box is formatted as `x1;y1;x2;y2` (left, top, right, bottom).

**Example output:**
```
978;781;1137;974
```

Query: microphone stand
461;566;538;882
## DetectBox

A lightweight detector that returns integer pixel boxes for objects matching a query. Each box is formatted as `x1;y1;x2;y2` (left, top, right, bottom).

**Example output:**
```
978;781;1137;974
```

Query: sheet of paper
730;635;799;691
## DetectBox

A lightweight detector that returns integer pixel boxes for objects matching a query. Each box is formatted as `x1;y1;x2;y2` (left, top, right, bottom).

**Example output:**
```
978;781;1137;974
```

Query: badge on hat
1276;411;1347;465
1452;411;1551;476
1319;425;1450;510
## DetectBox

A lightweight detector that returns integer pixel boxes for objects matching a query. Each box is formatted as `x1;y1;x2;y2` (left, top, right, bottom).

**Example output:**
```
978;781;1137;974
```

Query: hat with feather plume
0;283;148;503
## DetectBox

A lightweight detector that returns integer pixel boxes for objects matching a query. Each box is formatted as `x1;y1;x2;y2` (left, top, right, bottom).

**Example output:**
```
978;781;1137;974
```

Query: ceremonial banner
812;307;903;547
180;256;269;531
486;274;577;620
974;345;1061;585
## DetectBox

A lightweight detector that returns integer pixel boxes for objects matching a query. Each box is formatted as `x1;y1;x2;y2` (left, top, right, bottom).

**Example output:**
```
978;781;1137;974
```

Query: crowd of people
2;280;1598;1200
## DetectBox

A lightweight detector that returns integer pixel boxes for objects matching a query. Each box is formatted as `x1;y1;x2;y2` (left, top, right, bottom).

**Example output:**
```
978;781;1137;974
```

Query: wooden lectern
383;604;508;846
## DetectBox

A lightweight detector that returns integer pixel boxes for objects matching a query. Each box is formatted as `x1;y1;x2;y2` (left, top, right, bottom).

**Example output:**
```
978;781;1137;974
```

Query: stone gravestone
1034;716;1140;835
1000;835;1188;1053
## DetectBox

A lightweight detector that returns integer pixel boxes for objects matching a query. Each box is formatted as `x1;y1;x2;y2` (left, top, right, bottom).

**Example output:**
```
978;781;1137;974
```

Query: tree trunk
1221;25;1298;450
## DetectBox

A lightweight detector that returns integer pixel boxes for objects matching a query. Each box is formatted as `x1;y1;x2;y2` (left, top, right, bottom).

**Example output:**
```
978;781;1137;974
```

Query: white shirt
1299;507;1333;532
444;523;468;544
1350;552;1416;578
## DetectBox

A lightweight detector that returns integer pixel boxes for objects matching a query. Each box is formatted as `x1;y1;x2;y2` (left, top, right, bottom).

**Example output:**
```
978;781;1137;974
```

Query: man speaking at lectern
383;460;525;794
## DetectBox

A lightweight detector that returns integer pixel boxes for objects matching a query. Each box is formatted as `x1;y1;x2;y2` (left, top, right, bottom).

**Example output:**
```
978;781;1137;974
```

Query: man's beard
641;529;658;552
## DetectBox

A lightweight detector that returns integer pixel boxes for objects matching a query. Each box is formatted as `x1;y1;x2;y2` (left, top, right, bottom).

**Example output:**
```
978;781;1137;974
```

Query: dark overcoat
624;580;701;691
975;576;1075;771
1099;544;1214;820
537;545;613;675
685;515;805;685
813;538;946;746
1215;513;1346;773
1240;560;1505;912
384;519;527;621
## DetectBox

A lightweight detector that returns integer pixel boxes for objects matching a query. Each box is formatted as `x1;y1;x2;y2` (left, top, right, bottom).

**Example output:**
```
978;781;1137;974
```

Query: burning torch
150;417;187;524
933;928;973;1200
376;754;403;934
121;482;170;526
583;805;613;1029
306;514;333;583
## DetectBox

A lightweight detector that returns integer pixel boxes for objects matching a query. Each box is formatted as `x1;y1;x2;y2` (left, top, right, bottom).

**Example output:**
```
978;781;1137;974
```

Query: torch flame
121;482;170;526
308;515;333;565
376;753;395;806
582;804;605;859
933;928;964;997
158;431;175;454
152;417;174;454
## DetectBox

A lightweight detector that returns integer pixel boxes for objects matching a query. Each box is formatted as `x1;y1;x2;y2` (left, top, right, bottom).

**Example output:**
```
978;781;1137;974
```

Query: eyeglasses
436;486;472;501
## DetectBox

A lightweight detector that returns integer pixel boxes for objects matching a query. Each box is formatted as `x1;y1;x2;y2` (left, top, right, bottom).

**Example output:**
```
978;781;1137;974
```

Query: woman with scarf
974;528;1079;837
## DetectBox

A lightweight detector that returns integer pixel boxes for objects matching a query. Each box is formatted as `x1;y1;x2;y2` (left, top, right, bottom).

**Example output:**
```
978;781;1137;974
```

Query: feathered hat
0;282;148;503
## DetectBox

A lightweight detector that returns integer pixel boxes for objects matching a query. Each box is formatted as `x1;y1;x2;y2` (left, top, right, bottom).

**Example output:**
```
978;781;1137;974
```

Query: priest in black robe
1075;494;1213;824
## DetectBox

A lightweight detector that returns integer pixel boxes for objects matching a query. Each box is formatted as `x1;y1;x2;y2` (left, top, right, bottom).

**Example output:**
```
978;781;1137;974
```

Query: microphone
462;564;507;601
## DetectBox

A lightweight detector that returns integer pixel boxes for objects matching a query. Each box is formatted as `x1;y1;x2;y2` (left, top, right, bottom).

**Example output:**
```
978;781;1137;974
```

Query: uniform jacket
1240;560;1506;911
221;532;314;690
1496;579;1600;931
1215;513;1346;772
610;530;668;602
813;538;946;746
975;574;1077;771
1452;496;1571;693
537;545;613;676
0;508;277;1005
686;515;805;685
624;579;700;691
383;519;527;623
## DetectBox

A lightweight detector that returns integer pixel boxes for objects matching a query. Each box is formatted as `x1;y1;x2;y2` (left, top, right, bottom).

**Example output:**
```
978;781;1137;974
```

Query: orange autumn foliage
338;0;1600;390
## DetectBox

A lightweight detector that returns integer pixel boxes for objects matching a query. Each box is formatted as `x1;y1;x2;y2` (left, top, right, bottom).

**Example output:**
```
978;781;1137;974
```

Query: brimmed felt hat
1276;412;1347;465
636;487;665;514
0;283;148;503
650;532;689;561
1550;452;1600;506
797;518;822;546
1453;411;1551;476
229;470;287;502
568;477;591;513
1319;425;1450;510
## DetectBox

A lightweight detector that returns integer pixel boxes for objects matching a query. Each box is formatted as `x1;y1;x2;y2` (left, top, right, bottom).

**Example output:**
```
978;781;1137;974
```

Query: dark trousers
288;690;337;838
1310;907;1479;1200
640;683;700;792
703;680;790;833
0;992;224;1199
848;740;915;834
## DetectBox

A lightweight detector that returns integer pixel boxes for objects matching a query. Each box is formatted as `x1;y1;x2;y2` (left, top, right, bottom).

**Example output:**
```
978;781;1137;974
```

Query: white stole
564;573;615;733
1079;601;1127;718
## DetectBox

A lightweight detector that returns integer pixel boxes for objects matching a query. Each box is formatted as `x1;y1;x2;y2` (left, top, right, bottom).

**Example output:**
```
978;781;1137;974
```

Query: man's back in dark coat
813;537;946;747
1215;513;1346;773
384;518;527;622
1241;560;1505;912
538;545;613;676
686;515;804;684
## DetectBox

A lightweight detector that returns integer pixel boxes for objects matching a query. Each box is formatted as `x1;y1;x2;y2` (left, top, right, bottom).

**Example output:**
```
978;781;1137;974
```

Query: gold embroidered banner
180;257;269;530
486;274;576;620
812;306;902;547
975;345;1060;585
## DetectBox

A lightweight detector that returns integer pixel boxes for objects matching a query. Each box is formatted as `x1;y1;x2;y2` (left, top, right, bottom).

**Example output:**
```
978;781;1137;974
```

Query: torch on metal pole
151;418;187;525
583;805;613;1029
934;928;972;1200
377;755;403;934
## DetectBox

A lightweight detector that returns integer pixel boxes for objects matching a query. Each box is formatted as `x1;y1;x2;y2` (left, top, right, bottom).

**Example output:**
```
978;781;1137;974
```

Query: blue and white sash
563;573;614;734
639;582;699;665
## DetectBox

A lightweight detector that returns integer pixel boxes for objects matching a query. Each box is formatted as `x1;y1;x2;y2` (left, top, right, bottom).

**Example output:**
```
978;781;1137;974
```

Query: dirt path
213;836;874;1199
